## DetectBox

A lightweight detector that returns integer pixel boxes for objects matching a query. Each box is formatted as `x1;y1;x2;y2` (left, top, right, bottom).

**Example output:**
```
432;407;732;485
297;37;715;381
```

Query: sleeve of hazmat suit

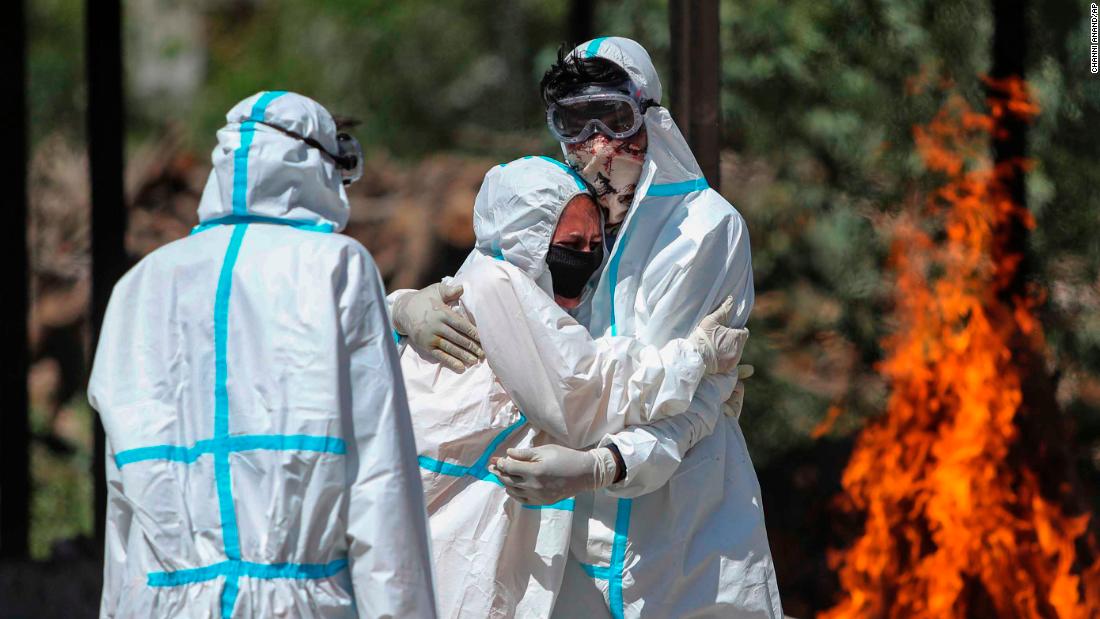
341;247;438;619
385;289;413;328
100;439;132;619
456;254;706;449
597;210;754;498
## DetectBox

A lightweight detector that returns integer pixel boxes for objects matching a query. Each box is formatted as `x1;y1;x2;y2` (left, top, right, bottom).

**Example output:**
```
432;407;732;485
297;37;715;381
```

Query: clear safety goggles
255;120;364;185
546;92;649;144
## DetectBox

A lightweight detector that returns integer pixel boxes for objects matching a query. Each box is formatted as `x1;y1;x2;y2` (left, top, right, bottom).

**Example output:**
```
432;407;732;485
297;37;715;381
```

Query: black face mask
546;244;603;299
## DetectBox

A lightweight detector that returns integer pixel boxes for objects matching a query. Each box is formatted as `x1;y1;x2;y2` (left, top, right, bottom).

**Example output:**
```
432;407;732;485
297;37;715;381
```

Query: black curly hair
539;43;634;107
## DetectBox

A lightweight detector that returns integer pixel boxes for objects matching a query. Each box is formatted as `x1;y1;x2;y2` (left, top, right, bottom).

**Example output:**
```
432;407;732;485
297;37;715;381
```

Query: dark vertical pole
497;1;528;128
0;0;30;560
87;0;127;550
669;0;721;191
990;0;1028;297
568;0;596;48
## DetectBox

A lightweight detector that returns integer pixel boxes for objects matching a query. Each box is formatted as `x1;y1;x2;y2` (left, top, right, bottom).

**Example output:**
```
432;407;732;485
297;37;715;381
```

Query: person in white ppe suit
392;156;750;618
491;38;785;618
88;91;436;619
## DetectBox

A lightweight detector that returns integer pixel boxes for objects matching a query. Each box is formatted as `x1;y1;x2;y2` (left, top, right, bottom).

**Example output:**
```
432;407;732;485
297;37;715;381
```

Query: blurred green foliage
29;401;94;560
27;0;84;146
139;0;575;156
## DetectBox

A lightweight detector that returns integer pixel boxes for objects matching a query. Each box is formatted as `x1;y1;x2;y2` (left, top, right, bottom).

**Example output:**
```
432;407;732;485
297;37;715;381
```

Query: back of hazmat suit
547;38;784;618
398;156;728;618
88;91;436;619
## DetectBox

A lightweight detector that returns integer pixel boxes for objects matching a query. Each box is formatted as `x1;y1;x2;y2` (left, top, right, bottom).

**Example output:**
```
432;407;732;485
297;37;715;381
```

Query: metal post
989;0;1028;299
86;0;127;550
0;0;30;560
669;0;721;191
568;0;596;48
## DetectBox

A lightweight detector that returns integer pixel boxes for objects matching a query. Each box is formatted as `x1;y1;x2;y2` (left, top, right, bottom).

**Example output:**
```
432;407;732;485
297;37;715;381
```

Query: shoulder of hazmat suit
401;156;712;618
549;38;784;619
88;91;436;619
597;184;752;496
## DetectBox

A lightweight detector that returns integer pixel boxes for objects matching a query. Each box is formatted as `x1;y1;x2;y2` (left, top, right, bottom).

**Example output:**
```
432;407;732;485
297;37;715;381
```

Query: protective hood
563;37;707;200
197;91;350;232
471;156;590;296
564;37;728;341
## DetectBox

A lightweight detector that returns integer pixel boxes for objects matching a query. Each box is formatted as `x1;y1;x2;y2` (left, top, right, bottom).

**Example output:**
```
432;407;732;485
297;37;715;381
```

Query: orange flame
821;77;1100;618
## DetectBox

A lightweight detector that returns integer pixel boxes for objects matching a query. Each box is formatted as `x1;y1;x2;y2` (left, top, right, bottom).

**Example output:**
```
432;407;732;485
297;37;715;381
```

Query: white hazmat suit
398;156;732;618
88;91;436;619
547;38;785;619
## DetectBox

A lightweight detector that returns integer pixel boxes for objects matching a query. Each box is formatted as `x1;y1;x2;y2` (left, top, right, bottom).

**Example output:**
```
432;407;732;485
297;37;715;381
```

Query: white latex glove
392;282;483;372
490;444;619;506
688;296;750;374
723;364;754;419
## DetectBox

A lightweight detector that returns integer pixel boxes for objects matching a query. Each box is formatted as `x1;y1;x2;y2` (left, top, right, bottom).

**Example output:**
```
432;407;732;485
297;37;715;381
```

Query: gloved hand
392;282;484;372
490;444;619;506
723;364;754;419
688;296;750;374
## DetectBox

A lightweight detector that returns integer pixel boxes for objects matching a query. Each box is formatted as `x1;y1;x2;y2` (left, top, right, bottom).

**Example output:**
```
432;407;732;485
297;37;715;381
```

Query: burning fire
821;77;1100;618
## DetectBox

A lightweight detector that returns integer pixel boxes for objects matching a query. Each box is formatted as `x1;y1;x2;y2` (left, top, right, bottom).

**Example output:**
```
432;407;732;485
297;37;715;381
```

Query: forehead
561;194;599;217
555;195;602;234
572;82;634;98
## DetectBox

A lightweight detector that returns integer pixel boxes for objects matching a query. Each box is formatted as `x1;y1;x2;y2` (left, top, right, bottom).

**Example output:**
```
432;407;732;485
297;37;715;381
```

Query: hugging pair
393;37;782;619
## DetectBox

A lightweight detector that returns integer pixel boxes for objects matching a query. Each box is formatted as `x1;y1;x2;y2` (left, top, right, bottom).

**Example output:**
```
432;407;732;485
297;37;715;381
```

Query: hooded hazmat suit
547;38;784;618
398;156;728;618
88;91;436;619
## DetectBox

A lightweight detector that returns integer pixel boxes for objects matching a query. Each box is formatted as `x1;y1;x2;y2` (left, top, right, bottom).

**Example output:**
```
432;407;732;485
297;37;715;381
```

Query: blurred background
2;0;1099;617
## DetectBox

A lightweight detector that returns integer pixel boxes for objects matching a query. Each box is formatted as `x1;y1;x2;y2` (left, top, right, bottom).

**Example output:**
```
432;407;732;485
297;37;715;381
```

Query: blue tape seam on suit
585;37;608;58
115;435;347;468
417;415;575;512
148;559;349;587
232;91;287;215
193;214;335;235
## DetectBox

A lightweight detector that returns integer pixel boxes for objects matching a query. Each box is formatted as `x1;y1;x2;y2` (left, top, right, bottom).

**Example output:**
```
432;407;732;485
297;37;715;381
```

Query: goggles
546;92;650;144
255;120;364;186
